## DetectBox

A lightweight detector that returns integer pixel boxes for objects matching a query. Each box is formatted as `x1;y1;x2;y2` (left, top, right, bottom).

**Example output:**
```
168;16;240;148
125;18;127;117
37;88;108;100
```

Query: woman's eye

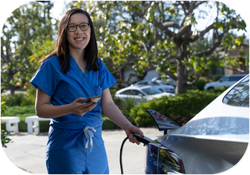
81;24;87;28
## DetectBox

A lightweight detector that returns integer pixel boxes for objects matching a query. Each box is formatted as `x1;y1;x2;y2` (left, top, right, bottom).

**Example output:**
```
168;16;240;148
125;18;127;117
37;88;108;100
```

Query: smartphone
84;96;101;103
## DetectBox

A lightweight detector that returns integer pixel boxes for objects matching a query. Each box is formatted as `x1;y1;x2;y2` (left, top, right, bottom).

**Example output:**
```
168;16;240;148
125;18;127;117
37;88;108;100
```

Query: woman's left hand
125;125;144;145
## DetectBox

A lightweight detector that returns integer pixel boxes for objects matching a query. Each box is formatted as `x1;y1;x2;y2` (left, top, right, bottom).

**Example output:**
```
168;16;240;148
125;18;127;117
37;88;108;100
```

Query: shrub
194;79;207;90
129;89;224;127
1;101;11;147
1;93;35;106
102;116;120;129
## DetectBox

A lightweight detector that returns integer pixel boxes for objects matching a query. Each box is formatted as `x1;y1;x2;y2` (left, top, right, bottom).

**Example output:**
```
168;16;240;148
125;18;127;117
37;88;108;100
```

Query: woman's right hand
71;97;97;116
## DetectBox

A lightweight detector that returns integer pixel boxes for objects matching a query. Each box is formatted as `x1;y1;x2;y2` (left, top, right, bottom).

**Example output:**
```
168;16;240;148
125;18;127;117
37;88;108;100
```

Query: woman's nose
75;25;83;34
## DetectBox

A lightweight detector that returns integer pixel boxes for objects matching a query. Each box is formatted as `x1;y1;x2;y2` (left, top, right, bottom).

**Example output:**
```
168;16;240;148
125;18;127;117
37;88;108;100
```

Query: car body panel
156;135;247;174
146;74;249;174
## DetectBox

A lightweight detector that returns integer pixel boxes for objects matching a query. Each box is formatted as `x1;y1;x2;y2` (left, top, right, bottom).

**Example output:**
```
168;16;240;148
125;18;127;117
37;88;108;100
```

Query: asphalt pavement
1;127;162;174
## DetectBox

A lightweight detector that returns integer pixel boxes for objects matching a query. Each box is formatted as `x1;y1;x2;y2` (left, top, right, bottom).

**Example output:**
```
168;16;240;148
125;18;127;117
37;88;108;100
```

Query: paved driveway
2;127;161;174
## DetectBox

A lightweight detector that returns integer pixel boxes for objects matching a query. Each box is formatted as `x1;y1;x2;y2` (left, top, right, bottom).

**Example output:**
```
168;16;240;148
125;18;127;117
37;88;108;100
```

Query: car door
118;90;133;99
218;76;230;87
131;89;145;99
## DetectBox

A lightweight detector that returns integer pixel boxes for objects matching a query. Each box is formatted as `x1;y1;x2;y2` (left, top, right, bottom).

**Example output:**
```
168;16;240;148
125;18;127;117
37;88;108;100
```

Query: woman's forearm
36;103;73;118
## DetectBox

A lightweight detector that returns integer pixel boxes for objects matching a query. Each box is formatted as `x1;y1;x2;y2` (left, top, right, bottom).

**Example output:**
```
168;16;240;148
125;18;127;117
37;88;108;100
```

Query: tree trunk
8;84;17;96
176;61;187;94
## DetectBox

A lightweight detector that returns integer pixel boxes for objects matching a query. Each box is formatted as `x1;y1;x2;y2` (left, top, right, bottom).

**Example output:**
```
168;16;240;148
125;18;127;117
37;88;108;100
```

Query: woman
30;8;144;174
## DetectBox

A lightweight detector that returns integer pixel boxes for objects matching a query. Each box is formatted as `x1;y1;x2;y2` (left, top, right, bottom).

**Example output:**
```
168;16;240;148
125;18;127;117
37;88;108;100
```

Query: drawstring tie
84;126;96;152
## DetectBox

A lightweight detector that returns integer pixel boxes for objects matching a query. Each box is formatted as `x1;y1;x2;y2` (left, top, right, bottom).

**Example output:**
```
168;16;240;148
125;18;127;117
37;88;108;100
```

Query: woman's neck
70;49;86;73
70;49;85;62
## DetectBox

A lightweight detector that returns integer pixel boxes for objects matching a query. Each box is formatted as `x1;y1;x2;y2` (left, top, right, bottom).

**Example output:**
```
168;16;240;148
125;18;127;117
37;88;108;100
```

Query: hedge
129;89;226;127
1;88;227;132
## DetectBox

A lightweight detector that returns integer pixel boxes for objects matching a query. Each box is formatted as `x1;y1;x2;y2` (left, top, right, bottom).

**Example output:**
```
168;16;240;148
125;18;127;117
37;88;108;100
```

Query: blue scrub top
30;55;116;129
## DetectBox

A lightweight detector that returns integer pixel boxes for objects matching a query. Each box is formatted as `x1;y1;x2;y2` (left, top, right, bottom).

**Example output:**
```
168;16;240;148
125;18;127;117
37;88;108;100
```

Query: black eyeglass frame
67;22;90;32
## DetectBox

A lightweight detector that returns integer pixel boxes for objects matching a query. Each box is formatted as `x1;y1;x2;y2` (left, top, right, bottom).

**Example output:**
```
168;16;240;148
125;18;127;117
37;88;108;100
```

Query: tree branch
152;20;175;37
162;21;179;29
163;70;177;81
187;73;201;85
196;29;228;57
223;66;249;73
190;23;215;42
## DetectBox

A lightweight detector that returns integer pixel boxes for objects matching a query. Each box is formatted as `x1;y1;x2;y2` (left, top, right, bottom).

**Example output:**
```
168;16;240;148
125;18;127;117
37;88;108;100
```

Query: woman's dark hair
40;8;99;73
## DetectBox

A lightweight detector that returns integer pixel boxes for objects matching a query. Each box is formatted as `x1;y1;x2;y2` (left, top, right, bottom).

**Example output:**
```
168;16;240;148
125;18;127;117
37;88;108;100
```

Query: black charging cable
120;136;129;174
120;134;152;174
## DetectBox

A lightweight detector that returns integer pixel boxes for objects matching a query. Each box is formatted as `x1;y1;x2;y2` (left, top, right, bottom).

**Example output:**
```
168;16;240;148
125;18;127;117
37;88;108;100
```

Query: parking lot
1;127;162;174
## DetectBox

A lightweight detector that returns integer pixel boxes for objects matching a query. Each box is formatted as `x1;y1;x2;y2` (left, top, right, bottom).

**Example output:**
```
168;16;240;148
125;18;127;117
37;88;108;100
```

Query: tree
1;1;56;95
62;1;248;93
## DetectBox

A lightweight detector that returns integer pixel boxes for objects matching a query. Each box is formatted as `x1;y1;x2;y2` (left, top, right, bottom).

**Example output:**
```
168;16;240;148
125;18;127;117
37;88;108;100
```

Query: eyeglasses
67;22;90;32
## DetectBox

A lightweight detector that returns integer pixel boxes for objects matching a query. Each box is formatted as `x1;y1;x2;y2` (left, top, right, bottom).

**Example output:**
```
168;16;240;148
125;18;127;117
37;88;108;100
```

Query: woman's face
67;13;91;53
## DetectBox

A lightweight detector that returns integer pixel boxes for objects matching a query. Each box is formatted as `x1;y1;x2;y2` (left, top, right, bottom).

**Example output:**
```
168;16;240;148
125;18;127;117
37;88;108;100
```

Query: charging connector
132;134;152;145
120;134;152;174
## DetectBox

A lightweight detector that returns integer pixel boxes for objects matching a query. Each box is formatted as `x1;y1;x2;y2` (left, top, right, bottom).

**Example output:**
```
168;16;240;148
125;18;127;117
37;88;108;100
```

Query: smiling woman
29;8;144;174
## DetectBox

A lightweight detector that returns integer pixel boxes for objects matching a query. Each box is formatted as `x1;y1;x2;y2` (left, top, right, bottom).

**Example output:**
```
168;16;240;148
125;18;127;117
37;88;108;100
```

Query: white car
132;80;175;93
114;86;174;103
204;74;247;90
145;74;249;174
151;76;176;87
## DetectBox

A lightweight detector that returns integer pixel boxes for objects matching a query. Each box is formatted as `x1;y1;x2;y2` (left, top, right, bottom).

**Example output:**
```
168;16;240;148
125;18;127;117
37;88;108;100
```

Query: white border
0;0;250;175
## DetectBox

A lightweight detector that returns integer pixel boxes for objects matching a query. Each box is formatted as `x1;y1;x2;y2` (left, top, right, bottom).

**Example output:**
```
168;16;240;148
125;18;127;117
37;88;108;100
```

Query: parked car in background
204;74;247;90
132;80;175;93
151;75;176;87
145;74;249;174
114;86;174;103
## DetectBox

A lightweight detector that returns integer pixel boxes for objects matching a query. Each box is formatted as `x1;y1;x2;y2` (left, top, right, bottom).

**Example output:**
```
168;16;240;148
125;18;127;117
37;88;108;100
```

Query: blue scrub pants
46;126;109;174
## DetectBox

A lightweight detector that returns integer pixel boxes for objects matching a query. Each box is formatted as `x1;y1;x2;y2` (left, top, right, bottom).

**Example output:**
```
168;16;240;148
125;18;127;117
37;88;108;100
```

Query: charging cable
120;134;152;174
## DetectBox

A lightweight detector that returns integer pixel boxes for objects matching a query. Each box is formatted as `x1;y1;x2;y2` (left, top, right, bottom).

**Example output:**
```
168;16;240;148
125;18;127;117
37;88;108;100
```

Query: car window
229;76;244;81
142;87;162;95
138;82;148;85
222;75;249;107
152;81;160;85
132;90;143;95
120;90;131;95
220;76;229;82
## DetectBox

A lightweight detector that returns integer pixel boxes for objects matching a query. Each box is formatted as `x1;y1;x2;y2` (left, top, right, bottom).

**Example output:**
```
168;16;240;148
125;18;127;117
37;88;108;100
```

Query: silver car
204;74;247;90
114;85;174;104
132;80;175;93
145;74;249;174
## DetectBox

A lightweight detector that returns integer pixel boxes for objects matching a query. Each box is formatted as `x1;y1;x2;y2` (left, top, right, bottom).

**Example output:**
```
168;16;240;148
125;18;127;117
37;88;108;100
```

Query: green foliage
1;94;35;106
129;89;225;127
1;101;8;114
1;1;56;95
102;116;120;129
88;1;248;94
194;78;208;90
1;101;11;148
1;130;11;148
